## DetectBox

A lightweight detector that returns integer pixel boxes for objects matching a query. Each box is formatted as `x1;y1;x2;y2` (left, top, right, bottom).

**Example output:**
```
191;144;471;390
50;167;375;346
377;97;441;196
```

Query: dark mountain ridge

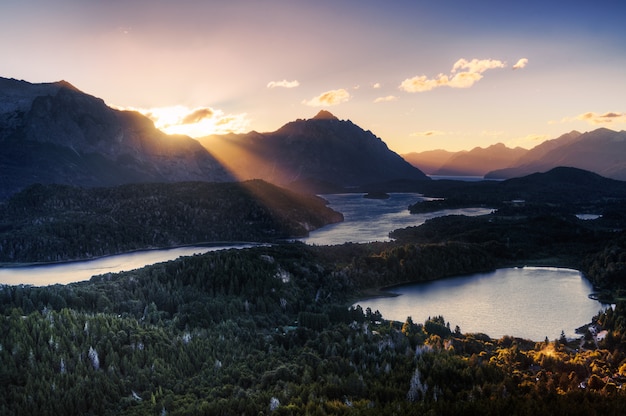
0;77;232;200
199;110;429;192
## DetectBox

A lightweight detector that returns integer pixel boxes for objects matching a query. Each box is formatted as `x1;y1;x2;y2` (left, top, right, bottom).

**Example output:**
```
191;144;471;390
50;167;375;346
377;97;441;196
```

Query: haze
2;0;625;153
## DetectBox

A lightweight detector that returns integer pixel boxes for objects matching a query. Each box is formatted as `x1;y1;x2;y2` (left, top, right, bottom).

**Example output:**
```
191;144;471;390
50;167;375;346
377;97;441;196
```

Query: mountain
198;110;429;191
403;144;529;177
486;129;626;180
402;149;455;175
433;143;527;176
0;77;232;200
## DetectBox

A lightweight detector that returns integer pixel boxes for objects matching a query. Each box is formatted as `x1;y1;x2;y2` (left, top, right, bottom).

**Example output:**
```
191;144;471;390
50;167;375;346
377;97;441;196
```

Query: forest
0;181;342;263
2;179;626;414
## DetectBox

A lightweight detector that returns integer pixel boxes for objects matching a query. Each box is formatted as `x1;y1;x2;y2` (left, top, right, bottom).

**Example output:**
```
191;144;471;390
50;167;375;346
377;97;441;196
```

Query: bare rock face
0;77;232;199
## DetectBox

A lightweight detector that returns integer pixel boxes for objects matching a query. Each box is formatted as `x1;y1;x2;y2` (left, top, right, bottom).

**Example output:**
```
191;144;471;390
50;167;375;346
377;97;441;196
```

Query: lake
300;193;492;245
354;267;605;341
0;244;253;286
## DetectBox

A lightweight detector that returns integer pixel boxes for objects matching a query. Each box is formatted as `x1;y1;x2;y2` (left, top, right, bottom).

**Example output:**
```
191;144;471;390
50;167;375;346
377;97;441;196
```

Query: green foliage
1;242;626;414
0;180;342;262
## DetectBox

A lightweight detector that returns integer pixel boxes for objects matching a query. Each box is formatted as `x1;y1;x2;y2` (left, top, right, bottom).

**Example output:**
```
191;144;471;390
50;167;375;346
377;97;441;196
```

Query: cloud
122;105;249;137
400;58;506;92
512;58;529;70
374;95;397;103
372;83;381;89
574;111;626;124
451;58;505;74
181;107;214;125
302;89;351;106
410;130;446;137
555;111;626;125
267;79;300;88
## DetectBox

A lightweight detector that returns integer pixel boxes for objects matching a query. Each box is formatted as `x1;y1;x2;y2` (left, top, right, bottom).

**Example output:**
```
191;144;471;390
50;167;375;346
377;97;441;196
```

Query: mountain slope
402;149;455;175
432;143;528;176
199;110;429;191
0;180;343;262
486;129;626;180
0;77;232;199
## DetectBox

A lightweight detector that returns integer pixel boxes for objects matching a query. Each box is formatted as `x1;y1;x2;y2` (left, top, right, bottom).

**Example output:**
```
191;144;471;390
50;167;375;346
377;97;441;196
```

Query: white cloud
267;79;300;88
374;95;397;103
400;58;506;92
302;89;351;107
451;58;505;74
512;58;529;70
372;82;381;89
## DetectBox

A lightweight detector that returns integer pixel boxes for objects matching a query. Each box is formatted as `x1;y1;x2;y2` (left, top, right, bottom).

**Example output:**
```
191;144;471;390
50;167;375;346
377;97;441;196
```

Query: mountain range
0;77;234;200
0;78;428;199
198;110;428;191
403;129;626;180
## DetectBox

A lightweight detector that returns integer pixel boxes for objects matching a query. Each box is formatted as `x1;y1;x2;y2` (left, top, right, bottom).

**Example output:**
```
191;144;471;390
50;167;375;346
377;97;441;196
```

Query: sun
117;105;250;138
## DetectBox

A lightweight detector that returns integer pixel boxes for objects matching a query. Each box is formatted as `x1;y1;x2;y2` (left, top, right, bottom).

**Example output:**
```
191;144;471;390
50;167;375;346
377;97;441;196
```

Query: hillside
409;167;626;214
432;143;527;176
402;149;455;175
0;77;232;200
199;110;429;191
487;128;626;180
0;180;343;262
403;129;626;181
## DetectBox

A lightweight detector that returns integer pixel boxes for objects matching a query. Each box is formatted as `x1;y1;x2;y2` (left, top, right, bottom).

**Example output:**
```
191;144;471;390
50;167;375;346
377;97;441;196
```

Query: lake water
300;193;492;245
354;267;605;341
0;244;253;286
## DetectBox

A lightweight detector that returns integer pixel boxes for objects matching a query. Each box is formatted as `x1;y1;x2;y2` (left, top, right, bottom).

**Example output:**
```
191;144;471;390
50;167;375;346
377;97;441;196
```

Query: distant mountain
434;143;527;176
402;149;455;175
198;110;429;191
403;143;528;177
403;128;626;181
486;129;626;180
0;77;232;200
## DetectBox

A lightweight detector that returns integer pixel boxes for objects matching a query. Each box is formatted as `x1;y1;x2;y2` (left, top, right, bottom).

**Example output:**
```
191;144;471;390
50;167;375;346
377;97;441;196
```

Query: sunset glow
120;105;250;137
1;0;625;152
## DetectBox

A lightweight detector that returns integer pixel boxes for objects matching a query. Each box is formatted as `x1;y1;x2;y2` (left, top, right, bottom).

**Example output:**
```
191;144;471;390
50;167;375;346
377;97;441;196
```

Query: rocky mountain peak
311;110;338;121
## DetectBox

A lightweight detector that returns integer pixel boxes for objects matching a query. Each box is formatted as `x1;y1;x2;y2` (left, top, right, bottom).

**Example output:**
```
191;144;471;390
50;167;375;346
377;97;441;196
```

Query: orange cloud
400;58;506;92
410;130;446;137
303;89;351;106
181;107;214;124
512;58;529;69
119;105;249;137
576;111;626;124
267;79;300;88
374;95;397;103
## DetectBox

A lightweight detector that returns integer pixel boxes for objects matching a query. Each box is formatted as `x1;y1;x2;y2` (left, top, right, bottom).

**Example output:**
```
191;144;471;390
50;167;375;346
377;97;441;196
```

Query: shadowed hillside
0;77;232;200
199;111;429;192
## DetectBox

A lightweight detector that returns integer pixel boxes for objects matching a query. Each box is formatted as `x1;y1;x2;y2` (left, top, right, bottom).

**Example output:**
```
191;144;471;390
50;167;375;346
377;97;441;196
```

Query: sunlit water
0;244;253;286
354;267;605;341
300;193;492;245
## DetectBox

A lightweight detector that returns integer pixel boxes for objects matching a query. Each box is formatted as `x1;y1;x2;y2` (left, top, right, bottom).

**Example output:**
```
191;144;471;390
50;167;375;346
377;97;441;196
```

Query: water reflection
354;267;606;341
301;193;492;245
0;244;252;286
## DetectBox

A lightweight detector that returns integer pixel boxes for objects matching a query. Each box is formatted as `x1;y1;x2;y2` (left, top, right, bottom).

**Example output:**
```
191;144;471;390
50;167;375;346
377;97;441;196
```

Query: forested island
2;174;626;414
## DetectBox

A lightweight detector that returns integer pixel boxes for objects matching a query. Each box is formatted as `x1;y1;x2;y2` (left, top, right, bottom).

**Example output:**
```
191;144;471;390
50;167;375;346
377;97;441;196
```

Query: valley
1;78;626;414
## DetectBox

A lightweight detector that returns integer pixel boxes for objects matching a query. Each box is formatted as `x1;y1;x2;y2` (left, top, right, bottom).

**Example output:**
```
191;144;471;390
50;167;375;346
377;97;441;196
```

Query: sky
2;0;626;154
